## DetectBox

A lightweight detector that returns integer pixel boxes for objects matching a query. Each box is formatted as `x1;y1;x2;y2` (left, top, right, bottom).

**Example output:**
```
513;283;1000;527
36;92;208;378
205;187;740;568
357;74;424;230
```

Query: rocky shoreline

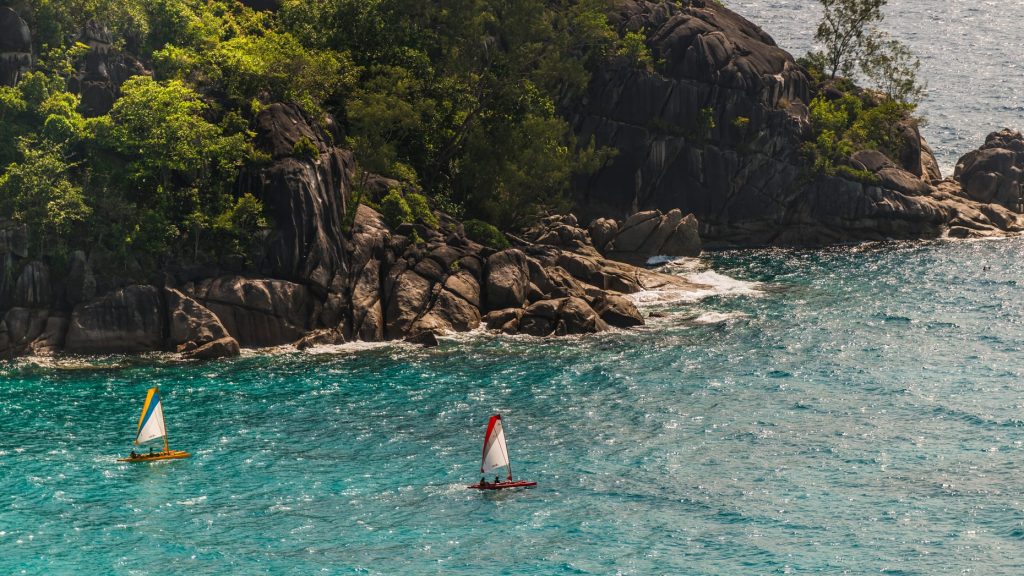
5;1;1024;360
0;99;710;360
0;201;707;360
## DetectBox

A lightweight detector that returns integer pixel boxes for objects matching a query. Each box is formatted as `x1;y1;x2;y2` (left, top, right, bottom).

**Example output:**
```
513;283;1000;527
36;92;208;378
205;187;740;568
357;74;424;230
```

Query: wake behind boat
118;386;191;463
468;414;536;490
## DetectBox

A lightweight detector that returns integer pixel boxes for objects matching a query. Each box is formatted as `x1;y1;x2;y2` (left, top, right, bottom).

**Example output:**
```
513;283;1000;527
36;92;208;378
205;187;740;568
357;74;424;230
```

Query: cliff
569;0;1024;245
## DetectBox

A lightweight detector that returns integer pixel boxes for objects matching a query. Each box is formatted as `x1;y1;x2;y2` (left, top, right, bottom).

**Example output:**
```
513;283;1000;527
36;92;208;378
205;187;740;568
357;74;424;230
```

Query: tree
813;0;886;79
860;34;926;103
0;139;90;257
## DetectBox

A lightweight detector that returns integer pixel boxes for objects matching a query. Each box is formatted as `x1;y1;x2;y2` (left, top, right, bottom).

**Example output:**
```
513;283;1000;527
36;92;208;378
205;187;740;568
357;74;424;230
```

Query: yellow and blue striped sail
134;387;166;445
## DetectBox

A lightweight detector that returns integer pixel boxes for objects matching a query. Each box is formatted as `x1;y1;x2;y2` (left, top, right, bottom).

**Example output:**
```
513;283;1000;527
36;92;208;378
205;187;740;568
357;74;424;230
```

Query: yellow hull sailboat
118;386;191;463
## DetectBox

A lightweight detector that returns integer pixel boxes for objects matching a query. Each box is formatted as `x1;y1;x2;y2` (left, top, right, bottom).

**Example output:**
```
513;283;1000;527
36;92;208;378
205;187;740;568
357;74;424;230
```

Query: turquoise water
5;239;1024;574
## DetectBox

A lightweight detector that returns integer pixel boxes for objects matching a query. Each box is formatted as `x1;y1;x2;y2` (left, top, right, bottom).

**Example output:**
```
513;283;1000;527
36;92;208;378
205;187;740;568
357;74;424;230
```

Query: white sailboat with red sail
467;414;536;490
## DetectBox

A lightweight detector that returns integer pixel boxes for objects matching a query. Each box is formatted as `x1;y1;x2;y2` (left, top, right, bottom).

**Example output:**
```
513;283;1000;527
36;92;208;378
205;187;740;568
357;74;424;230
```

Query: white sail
481;415;510;474
134;388;167;445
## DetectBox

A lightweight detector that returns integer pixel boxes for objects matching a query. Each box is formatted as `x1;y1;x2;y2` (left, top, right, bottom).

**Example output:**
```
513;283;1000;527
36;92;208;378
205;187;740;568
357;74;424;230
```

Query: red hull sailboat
467;414;537;490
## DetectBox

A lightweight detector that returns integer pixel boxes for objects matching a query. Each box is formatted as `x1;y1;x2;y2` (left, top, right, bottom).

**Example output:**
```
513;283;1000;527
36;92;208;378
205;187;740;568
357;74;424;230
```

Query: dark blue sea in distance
5;239;1024;574
732;0;1024;176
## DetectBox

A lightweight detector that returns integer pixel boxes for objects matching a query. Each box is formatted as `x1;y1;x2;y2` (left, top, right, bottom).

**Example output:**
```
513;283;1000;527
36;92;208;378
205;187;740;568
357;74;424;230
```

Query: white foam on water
297;340;411;355
628;270;763;306
693;311;749;324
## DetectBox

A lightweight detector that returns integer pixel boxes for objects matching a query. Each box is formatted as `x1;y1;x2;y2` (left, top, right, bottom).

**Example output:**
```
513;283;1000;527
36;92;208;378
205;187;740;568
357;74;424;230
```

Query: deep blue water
4;239;1024;574
731;0;1024;175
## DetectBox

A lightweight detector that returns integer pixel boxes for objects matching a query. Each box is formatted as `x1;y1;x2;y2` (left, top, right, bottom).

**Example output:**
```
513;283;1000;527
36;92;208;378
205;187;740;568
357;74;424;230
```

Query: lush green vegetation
0;0;632;279
798;0;925;183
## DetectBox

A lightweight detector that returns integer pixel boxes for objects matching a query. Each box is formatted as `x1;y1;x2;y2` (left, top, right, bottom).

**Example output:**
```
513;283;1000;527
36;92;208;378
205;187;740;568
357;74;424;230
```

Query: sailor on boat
467;414;537;490
118;386;191;463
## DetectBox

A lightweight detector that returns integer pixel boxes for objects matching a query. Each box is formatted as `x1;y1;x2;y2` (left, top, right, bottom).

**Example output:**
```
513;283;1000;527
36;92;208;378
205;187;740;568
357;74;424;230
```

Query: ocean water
4;238;1024;574
730;0;1024;176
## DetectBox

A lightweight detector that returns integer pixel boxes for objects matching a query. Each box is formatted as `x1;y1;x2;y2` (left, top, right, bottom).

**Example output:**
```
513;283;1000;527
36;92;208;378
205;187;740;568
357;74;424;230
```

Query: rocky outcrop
68;20;149;116
592;209;701;262
348;205;389;340
165;288;239;357
569;0;1024;245
186;276;316;348
241;103;354;294
182;336;241;360
65;285;164;354
571;1;809;236
293;327;346;350
484;249;530;310
0;7;31;87
954;129;1024;211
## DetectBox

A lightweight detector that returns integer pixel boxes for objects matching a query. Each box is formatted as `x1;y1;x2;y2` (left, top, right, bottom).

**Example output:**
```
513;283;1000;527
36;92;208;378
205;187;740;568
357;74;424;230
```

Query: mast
159;385;167;453
158;387;169;454
502;415;512;481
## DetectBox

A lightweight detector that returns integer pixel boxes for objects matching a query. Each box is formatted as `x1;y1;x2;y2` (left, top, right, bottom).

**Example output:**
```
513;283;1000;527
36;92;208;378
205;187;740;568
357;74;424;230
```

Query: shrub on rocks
463;219;509;249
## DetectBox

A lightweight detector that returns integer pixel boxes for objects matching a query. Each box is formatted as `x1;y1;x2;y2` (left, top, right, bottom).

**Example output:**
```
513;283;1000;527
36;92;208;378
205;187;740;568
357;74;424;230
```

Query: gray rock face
13;261;50;309
348;205;389;341
187;276;316;347
242;103;355;294
164;288;234;350
571;1;809;236
0;220;27;309
484;249;530;311
382;240;483;339
0;308;49;358
569;0;1023;245
64;250;97;306
65;285;164;354
0;7;32;87
67;20;149;116
955;129;1024;210
603;209;701;261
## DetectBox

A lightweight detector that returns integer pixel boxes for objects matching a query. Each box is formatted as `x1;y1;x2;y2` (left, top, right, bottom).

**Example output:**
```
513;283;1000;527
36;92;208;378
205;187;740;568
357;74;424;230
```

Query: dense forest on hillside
0;0;637;278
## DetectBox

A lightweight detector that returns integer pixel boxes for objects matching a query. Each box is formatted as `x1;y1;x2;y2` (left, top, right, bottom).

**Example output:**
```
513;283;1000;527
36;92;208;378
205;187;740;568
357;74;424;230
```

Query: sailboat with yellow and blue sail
118;386;191;462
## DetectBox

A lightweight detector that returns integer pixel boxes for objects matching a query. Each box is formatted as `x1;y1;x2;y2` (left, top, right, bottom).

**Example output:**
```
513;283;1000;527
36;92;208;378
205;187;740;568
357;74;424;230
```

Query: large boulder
954;129;1024;210
164;288;238;356
187;276;316;347
592;294;644;328
65;285;164;354
182;336;241;360
0;307;49;358
484;249;530;310
604;209;701;261
518;297;609;337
